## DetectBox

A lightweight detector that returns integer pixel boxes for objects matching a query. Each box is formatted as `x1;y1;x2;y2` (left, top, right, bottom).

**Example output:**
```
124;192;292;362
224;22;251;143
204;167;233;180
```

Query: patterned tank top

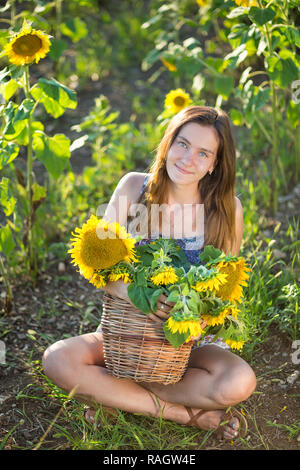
126;174;204;264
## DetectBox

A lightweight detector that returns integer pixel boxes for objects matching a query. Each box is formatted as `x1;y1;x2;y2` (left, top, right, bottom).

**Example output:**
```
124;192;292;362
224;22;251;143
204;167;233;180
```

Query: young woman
43;106;256;440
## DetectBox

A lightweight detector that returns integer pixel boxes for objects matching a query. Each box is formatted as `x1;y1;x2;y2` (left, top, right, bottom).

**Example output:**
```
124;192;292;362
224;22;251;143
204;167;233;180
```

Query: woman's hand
148;294;175;324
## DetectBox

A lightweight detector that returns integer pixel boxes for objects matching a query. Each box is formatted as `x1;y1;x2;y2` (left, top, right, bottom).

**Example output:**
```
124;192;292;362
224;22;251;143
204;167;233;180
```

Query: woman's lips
175;164;193;175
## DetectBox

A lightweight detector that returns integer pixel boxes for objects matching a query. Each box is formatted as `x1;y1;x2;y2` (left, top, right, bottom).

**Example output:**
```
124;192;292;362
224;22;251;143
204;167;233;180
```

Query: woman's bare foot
84;406;118;427
84;405;244;440
183;406;247;439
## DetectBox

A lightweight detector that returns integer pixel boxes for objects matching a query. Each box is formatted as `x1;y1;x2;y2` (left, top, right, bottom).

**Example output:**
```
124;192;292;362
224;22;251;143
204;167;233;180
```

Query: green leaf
230;109;244;126
267;56;299;88
227;7;248;19
3;79;20;101
0;139;19;170
31;78;77;118
3;99;34;139
163;323;190;349
0;178;16;216
48;38;67;61
127;285;151;314
135;268;148;287
149;288;163;312
0;224;15;256
287;101;300;129
141;48;162;71
32;182;47;202
224;44;248;69
214;75;235;99
249;6;276;26
32;132;71;179
199;245;222;264
60;18;88;42
0;67;11;83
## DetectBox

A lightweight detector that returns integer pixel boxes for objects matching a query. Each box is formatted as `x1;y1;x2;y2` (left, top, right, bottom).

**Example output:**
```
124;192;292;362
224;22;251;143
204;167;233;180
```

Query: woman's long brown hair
139;106;237;253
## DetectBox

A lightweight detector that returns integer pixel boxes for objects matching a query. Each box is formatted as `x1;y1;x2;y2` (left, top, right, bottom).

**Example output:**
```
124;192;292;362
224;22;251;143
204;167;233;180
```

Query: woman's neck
165;181;202;206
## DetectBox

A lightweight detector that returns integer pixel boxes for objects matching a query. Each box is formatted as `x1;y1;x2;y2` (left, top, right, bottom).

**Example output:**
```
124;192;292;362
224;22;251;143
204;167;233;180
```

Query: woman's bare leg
42;332;256;439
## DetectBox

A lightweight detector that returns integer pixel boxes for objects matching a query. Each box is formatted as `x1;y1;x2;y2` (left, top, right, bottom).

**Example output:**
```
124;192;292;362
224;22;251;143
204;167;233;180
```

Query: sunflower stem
24;65;36;278
10;0;16;28
0;255;13;313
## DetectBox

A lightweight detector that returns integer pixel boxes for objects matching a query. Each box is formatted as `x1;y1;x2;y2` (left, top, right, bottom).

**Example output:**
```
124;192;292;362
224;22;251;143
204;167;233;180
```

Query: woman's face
166;122;219;186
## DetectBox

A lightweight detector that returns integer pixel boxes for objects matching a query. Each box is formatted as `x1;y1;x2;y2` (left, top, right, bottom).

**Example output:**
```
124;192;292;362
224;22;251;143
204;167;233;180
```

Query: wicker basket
101;293;193;385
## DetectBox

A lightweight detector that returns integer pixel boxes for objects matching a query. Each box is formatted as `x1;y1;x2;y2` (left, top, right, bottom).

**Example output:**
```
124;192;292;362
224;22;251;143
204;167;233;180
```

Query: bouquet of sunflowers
69;215;251;350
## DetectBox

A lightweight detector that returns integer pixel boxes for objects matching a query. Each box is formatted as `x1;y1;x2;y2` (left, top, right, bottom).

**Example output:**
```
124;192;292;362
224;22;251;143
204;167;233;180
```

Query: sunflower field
0;0;299;452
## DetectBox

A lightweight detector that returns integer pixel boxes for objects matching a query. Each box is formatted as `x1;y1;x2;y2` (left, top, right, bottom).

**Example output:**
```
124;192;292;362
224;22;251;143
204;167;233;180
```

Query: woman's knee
42;339;74;390
214;361;257;407
42;333;104;390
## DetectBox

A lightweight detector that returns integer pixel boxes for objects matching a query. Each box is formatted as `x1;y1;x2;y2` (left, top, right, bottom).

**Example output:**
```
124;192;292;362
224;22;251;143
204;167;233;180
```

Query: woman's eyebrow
177;135;214;155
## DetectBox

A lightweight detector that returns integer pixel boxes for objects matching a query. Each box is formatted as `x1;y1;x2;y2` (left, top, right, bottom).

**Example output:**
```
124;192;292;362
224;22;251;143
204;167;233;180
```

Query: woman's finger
159;294;175;307
148;313;164;323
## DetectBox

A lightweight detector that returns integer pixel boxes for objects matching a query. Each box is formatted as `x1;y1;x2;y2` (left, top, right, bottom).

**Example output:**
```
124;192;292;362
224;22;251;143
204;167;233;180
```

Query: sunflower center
81;229;128;270
12;34;42;56
173;96;186;107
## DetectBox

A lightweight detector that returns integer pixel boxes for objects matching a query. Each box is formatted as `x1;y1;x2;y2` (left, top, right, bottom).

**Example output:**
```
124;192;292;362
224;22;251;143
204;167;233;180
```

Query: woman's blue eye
199;151;207;158
178;140;187;148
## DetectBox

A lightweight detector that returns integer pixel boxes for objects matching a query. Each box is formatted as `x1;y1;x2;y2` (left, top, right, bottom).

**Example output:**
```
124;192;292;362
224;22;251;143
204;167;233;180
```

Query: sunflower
109;271;132;284
202;307;230;327
164;89;192;114
214;259;251;303
225;338;245;350
234;0;257;6
150;266;178;286
5;23;51;66
165;317;203;343
68;215;136;281
89;273;107;288
191;271;227;293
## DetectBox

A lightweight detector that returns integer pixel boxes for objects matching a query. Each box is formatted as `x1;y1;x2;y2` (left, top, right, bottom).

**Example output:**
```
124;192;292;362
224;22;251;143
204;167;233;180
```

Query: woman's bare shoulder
118;172;148;202
235;196;243;214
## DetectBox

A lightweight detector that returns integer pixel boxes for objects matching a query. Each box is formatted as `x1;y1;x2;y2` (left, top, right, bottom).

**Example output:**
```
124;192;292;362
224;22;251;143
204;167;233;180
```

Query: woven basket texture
101;293;193;385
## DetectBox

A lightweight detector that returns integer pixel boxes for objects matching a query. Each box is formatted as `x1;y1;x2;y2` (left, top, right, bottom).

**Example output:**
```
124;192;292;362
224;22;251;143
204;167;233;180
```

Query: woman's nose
182;149;196;165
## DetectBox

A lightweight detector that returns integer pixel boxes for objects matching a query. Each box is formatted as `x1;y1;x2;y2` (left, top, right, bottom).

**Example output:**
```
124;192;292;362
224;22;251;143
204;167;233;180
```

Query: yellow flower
89;273;107;288
5;22;51;66
214;259;250;303
202;307;230;326
68;215;136;280
234;0;257;6
166;317;203;343
225;338;245;350
161;58;177;72
192;271;227;293
150;266;178;286
108;272;132;284
196;0;209;6
164;89;192;114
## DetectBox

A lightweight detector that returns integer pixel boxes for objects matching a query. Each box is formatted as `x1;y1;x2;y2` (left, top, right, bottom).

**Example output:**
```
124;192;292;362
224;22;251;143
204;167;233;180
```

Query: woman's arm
231;196;244;256
98;172;145;303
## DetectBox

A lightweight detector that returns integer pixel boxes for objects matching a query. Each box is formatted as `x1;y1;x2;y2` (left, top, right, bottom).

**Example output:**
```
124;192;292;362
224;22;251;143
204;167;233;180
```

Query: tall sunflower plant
69;215;251;351
0;21;77;279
